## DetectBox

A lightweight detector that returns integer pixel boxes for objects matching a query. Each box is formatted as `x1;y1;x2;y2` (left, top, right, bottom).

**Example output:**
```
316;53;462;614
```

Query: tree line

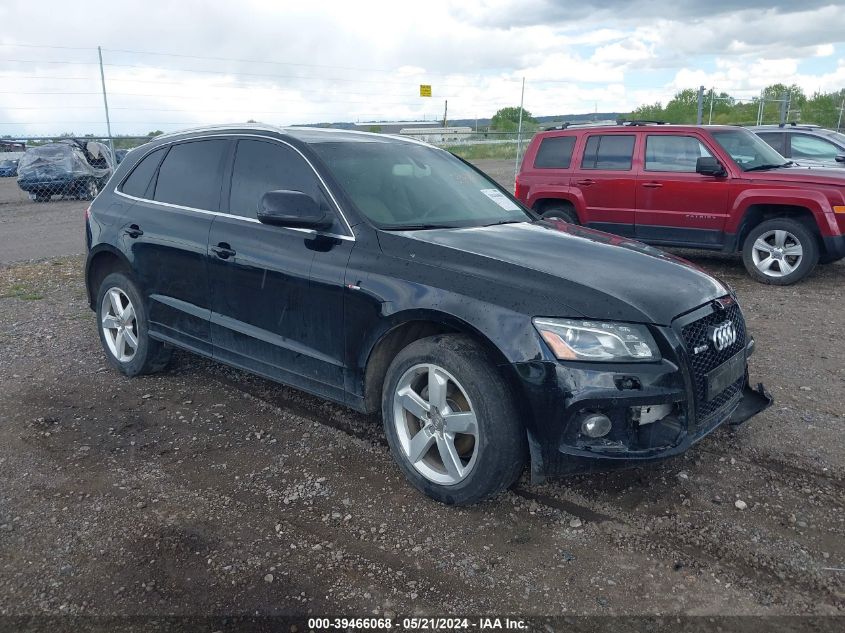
629;84;845;129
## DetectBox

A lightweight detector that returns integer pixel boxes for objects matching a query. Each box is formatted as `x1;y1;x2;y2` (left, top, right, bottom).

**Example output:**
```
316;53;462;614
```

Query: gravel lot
0;161;843;619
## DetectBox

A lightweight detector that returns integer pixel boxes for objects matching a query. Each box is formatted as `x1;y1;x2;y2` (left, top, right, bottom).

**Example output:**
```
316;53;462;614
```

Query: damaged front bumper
508;355;772;482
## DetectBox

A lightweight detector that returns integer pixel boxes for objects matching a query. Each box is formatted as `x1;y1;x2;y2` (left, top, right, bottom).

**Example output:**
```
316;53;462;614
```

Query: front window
790;134;842;161
710;128;787;171
645;135;713;172
310;140;532;230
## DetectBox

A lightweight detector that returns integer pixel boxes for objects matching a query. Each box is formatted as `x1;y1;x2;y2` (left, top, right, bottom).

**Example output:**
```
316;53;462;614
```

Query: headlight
533;318;660;362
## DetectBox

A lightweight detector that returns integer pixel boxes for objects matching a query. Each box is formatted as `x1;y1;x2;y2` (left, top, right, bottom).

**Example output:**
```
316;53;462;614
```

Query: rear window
120;147;166;198
153;140;229;210
581;135;635;170
533;136;576;169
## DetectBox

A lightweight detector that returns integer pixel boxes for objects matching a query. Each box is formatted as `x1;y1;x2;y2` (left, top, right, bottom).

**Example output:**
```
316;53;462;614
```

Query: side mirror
696;156;726;177
835;154;845;163
257;190;332;230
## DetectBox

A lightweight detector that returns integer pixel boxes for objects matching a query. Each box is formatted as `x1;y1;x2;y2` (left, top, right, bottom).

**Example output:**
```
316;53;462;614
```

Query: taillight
85;205;91;220
514;177;527;201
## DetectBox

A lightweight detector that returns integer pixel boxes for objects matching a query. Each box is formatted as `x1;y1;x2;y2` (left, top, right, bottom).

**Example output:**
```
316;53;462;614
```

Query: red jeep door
635;133;729;248
571;133;638;237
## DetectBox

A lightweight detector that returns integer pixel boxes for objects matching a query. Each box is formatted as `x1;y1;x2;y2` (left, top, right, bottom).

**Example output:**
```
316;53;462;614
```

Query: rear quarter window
119;147;166;198
533;136;576;169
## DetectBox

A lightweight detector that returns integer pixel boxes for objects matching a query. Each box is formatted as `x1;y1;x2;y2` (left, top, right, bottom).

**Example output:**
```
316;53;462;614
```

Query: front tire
741;218;819;285
381;334;526;505
95;272;171;376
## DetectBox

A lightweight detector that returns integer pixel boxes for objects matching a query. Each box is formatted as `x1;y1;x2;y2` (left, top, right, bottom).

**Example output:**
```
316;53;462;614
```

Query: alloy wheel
751;229;803;277
392;363;479;486
101;287;138;362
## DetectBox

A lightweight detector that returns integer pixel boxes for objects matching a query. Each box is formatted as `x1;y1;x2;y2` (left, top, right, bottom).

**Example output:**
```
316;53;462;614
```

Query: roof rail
543;121;619;131
618;119;667;126
778;121;821;129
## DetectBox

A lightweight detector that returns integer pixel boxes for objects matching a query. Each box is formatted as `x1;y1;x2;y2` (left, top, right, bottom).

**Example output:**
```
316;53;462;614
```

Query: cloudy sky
0;0;843;135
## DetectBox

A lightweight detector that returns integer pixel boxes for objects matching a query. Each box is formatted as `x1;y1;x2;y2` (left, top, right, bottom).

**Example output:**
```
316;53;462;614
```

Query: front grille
680;300;746;423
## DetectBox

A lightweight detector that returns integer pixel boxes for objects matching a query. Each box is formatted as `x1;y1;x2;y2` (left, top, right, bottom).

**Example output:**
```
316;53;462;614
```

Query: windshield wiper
482;219;525;227
380;223;457;231
744;162;791;172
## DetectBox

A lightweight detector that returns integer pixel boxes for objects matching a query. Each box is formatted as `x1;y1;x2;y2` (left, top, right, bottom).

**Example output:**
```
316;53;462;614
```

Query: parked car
85;124;771;505
751;123;845;168
17;139;114;202
516;123;845;285
0;158;19;177
114;149;129;164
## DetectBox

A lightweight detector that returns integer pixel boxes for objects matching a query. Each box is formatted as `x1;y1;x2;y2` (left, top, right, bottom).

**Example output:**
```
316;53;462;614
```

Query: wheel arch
85;245;133;309
734;203;823;254
360;310;520;415
532;196;581;221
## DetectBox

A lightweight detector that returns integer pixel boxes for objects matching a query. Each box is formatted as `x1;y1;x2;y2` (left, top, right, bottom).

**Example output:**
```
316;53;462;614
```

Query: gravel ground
0;160;843;620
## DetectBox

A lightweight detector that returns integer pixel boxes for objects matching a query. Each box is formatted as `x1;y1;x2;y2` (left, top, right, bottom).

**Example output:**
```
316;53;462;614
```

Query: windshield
711;128;788;171
311;140;533;229
827;131;845;147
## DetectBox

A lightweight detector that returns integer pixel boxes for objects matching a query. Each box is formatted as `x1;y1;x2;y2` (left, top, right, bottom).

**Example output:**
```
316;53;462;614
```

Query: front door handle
576;179;595;186
642;182;663;189
211;243;236;259
124;224;144;238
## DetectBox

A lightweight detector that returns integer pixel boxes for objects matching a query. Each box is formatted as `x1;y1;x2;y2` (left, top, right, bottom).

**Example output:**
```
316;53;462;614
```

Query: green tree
662;89;700;123
629;102;665;121
490;106;537;132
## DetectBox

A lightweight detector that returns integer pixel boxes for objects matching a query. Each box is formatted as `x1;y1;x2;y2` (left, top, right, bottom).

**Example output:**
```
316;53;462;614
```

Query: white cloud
0;0;842;134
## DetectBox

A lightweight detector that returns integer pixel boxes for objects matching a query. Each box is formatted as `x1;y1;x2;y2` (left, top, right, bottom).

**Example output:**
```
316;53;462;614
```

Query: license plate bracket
706;351;746;401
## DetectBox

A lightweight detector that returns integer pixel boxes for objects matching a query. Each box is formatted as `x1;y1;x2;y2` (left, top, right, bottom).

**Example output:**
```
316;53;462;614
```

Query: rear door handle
642;182;663;188
211;243;236;260
124;224;144;238
576;179;595;186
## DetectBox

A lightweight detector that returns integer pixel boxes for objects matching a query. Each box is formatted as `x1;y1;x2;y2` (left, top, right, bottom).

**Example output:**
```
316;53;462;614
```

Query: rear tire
741;218;819;285
95;272;171;376
381;334;526;505
541;203;579;224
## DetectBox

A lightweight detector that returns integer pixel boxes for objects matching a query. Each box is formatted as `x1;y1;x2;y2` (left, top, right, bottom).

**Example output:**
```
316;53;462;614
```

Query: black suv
85;124;771;505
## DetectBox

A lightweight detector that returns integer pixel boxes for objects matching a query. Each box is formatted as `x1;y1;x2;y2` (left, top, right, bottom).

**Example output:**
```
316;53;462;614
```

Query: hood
378;221;728;325
745;165;845;187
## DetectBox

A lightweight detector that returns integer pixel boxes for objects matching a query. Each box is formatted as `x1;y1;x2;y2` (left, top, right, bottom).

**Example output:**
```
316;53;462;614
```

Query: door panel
208;138;353;401
635;134;729;247
121;139;230;354
571;134;637;236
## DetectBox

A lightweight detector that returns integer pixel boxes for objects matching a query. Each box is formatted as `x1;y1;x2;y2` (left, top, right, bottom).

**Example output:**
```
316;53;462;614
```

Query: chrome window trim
115;132;356;242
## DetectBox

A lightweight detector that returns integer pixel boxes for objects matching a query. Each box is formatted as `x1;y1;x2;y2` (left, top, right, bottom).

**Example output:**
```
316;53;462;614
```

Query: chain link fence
0;135;151;203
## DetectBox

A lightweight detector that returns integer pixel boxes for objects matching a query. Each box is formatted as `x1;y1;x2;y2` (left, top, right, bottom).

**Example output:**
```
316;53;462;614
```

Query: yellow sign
419;84;432;97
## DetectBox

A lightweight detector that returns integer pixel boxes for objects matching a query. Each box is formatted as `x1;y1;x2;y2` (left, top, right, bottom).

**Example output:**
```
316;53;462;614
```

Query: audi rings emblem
709;321;737;351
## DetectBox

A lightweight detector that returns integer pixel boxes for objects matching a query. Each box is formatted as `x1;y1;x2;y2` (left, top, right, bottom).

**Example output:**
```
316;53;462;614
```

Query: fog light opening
580;413;612;438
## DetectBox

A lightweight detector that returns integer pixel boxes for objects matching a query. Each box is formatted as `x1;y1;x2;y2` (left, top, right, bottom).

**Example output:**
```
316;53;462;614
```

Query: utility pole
97;46;115;165
442;100;448;128
837;97;844;131
696;85;704;124
708;88;715;125
514;77;525;183
779;91;789;124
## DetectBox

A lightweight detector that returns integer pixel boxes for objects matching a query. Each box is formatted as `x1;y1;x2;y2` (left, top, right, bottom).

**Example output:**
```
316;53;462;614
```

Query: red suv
515;123;845;284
